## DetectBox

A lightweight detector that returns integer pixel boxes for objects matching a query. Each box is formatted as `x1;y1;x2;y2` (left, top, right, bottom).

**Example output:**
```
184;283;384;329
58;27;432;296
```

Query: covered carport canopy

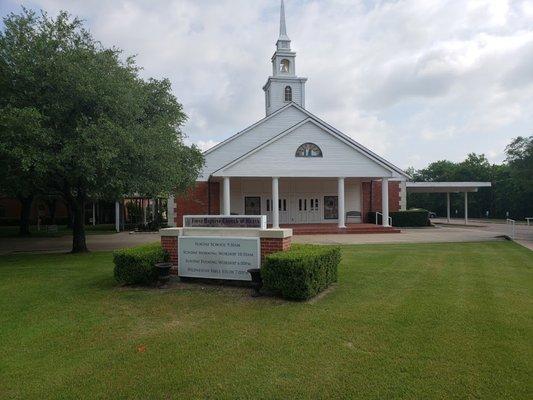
406;182;492;224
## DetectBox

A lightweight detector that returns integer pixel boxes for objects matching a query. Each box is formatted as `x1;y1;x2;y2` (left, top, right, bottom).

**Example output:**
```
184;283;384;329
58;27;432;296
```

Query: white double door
251;194;325;224
293;196;321;223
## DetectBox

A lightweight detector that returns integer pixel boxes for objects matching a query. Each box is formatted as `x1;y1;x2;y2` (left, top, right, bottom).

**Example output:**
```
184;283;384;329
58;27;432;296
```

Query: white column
167;195;175;227
92;202;96;226
446;192;451;223
143;200;147;225
272;177;279;229
338;177;346;228
115;201;120;233
382;178;390;227
223;177;231;215
464;192;468;225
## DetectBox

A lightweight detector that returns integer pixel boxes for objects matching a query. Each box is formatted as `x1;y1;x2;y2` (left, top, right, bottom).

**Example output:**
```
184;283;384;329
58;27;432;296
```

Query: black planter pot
155;262;173;287
247;268;263;297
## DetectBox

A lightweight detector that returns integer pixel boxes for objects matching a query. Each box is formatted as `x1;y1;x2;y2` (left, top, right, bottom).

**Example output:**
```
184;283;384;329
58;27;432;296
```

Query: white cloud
2;0;532;170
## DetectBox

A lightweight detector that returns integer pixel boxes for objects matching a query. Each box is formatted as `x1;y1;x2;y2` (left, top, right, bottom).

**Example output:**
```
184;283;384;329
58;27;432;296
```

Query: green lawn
0;242;531;399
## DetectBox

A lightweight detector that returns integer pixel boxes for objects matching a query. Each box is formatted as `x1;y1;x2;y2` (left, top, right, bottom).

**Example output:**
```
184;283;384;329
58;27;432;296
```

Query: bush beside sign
261;244;341;300
113;242;169;285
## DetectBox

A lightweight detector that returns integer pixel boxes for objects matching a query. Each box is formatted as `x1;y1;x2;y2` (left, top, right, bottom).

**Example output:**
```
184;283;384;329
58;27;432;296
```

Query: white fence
506;219;516;239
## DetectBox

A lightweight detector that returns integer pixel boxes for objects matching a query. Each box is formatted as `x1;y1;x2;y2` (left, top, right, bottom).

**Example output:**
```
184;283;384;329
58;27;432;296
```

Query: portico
217;176;394;229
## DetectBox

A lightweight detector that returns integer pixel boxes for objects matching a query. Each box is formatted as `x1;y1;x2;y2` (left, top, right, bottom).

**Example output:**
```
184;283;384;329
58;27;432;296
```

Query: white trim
406;182;492;193
160;227;292;238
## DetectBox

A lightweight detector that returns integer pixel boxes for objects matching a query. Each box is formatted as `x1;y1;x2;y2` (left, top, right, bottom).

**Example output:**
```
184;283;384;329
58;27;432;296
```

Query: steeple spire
279;0;289;40
276;0;291;50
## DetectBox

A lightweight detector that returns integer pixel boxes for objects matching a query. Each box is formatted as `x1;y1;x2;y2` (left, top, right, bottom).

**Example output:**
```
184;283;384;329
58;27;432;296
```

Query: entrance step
276;223;401;235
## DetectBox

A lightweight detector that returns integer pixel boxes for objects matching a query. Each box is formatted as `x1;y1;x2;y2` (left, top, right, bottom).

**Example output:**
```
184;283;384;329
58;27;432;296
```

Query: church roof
204;103;409;179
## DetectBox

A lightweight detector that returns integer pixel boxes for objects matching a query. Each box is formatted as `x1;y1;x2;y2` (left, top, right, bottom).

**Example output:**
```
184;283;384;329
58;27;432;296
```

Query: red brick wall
161;236;178;265
361;181;401;223
260;237;292;262
175;181;220;227
0;197;69;222
161;235;291;269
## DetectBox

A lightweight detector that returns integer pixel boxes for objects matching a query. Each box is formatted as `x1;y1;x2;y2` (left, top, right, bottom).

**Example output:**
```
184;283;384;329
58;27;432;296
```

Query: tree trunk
71;199;88;253
18;195;34;236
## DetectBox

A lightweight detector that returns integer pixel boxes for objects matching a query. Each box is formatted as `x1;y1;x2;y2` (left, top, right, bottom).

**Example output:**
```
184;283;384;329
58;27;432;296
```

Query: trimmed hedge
113;242;169;285
368;209;430;227
261;245;341;300
391;209;430;227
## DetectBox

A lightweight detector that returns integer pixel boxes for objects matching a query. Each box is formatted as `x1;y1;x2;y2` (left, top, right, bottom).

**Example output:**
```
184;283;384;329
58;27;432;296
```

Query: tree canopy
0;9;203;251
408;136;533;220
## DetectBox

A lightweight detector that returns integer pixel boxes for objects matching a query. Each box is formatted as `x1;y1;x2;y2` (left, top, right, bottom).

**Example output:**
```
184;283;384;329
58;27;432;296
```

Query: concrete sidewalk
1;221;530;255
293;225;505;245
432;218;533;250
0;232;160;255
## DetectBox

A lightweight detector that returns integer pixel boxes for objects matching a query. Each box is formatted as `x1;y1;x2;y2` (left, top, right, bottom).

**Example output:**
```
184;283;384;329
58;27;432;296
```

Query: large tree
504;136;533;218
0;9;203;251
0;107;51;235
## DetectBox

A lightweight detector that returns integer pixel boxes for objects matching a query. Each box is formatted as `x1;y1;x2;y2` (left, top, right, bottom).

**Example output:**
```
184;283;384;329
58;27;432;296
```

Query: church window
266;89;270;107
295;143;323;157
284;86;292;102
280;59;290;73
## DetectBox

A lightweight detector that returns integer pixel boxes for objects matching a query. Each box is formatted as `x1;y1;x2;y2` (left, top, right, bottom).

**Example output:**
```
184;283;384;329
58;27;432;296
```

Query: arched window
280;59;290;73
295;143;323;157
284;86;292;102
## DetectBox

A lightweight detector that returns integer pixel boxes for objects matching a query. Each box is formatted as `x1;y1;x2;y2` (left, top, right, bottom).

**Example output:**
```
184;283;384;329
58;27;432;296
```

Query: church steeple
263;0;307;116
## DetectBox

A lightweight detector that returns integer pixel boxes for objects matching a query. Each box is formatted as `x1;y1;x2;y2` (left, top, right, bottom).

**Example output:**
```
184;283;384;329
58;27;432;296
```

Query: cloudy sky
1;0;532;169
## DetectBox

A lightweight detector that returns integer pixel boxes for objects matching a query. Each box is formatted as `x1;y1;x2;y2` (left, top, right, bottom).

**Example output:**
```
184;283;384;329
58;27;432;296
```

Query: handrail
375;212;393;226
525;217;533;226
506;218;516;239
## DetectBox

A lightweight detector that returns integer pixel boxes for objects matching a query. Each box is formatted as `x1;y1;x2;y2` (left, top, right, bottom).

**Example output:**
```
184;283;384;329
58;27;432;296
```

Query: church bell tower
263;0;307;116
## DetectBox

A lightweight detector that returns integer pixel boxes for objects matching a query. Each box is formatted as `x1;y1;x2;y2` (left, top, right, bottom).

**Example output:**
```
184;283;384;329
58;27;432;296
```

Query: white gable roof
200;104;306;180
212;119;394;178
201;103;409;180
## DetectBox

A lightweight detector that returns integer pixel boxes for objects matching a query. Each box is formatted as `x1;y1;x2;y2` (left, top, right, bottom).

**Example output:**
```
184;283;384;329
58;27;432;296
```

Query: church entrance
293;196;321;223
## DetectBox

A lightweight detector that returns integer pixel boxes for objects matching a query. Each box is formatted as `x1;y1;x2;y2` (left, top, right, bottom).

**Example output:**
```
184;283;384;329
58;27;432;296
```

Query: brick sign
183;215;267;229
178;236;260;281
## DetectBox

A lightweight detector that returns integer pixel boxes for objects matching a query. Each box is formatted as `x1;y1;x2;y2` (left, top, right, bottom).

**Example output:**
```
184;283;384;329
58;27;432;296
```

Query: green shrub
391;209;430;227
261;244;340;300
113;242;169;285
368;209;430;227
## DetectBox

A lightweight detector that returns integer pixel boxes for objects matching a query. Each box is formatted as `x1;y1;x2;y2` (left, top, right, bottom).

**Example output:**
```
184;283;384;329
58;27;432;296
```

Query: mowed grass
0;242;531;399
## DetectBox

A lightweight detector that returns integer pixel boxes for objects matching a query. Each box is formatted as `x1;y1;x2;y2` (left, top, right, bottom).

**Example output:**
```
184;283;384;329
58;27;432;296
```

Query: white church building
168;1;489;233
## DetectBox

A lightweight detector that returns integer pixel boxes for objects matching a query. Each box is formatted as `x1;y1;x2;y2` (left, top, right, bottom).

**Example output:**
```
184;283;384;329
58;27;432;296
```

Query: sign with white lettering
178;236;260;281
183;215;267;229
